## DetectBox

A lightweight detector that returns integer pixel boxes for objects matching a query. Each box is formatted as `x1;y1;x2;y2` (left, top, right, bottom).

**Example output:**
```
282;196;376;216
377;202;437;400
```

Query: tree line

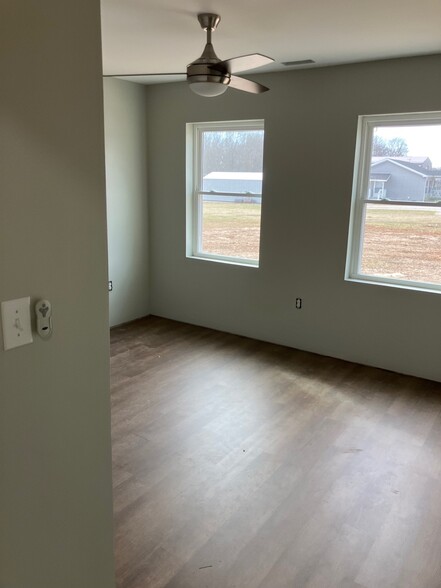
202;130;264;174
201;131;412;172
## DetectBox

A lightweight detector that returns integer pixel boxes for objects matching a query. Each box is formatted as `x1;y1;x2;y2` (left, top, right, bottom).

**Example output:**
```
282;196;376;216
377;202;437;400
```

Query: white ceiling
101;0;441;84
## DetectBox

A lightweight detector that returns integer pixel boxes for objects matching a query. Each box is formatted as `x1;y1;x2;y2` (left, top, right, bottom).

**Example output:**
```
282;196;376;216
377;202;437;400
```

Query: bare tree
372;136;408;157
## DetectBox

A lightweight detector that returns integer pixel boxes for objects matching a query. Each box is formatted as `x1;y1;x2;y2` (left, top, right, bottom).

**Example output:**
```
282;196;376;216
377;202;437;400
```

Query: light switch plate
1;297;33;350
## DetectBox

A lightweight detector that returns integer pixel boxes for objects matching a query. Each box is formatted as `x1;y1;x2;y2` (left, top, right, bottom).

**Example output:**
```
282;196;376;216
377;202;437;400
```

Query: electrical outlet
108;280;113;292
295;298;302;309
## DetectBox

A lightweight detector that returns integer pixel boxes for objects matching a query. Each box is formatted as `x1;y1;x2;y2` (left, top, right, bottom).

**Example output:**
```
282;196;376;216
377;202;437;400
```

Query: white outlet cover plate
1;297;33;350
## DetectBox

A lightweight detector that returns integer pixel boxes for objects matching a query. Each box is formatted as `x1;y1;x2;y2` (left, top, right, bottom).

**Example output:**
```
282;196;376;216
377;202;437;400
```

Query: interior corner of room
103;54;441;384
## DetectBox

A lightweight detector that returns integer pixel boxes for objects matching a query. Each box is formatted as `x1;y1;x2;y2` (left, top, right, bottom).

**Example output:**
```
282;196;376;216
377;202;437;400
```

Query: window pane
201;196;261;260
360;203;441;284
201;130;264;193
369;124;441;202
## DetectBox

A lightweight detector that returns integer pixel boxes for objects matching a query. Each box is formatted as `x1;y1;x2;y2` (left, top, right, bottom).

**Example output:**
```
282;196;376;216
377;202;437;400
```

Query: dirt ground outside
361;204;441;285
202;201;261;260
202;202;441;286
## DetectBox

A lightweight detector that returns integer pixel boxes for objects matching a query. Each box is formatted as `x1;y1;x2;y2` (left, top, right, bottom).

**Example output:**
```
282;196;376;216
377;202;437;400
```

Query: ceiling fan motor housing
187;15;230;92
187;62;230;85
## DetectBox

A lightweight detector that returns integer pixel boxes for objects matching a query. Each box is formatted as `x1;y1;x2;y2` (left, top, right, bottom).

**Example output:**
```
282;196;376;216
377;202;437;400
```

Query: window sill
187;254;259;269
345;275;441;295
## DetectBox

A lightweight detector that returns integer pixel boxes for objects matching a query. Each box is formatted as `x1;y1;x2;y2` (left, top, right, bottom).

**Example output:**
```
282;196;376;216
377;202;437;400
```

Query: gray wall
0;2;115;587
103;78;149;327
146;55;441;383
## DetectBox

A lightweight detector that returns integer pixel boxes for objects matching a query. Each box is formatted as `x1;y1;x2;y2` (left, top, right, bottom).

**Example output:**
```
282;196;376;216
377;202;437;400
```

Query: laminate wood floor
111;316;441;588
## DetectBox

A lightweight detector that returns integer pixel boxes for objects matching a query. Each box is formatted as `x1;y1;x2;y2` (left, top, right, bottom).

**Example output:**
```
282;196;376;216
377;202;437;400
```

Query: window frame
345;111;441;294
186;119;265;267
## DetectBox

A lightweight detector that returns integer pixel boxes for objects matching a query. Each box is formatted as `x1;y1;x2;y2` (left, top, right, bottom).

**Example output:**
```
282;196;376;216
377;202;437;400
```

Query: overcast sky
375;124;441;167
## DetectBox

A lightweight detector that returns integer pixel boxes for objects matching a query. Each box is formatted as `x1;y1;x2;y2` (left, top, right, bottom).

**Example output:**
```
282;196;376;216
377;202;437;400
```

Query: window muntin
187;120;264;266
346;112;441;292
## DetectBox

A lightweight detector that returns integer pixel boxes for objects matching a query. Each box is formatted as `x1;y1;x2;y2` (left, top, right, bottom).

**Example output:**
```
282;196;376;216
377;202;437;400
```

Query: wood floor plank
111;316;441;588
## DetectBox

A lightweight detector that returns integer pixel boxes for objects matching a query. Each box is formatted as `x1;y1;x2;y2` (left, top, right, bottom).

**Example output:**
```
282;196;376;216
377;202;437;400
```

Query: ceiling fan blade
228;75;269;94
218;54;274;74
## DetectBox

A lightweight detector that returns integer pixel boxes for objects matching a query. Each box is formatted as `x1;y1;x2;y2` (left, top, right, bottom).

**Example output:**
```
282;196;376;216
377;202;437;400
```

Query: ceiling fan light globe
189;81;228;97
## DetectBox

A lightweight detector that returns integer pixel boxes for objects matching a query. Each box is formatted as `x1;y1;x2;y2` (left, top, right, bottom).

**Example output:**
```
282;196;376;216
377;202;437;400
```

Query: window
346;112;441;293
186;120;265;266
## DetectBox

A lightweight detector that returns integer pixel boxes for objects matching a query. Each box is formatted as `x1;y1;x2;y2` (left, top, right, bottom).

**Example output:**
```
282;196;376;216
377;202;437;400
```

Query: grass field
202;201;261;259
202;201;441;284
361;204;441;284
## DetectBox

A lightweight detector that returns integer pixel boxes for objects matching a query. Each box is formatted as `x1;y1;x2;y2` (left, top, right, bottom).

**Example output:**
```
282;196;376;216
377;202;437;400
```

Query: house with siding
369;156;441;201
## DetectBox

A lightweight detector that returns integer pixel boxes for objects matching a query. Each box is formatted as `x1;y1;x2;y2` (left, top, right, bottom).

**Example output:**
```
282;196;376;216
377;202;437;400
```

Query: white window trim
186;119;264;267
345;111;441;294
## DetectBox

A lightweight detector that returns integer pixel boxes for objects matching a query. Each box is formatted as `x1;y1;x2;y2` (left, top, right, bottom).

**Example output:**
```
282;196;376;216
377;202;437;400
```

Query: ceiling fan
108;13;274;97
